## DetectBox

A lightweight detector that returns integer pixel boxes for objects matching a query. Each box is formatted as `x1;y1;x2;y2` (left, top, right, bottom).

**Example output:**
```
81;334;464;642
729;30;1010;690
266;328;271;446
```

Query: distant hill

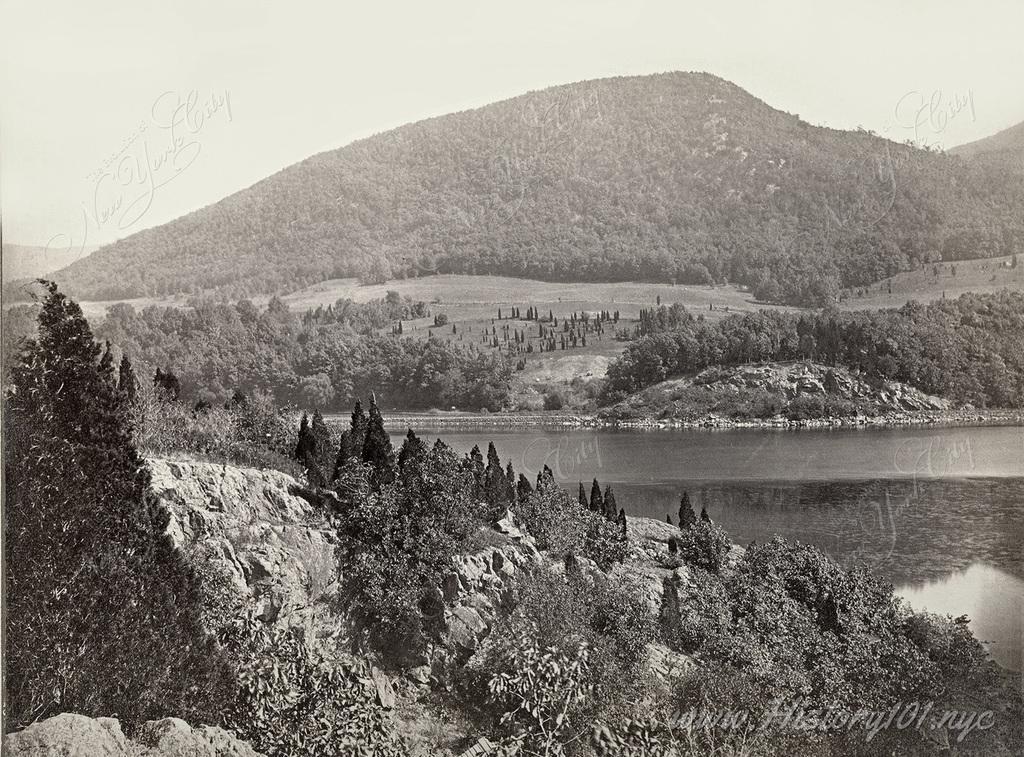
21;72;1024;306
2;244;96;283
950;120;1024;165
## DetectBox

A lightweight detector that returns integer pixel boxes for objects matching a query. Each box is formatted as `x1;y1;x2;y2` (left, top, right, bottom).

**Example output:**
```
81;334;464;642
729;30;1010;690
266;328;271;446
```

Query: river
389;424;1024;670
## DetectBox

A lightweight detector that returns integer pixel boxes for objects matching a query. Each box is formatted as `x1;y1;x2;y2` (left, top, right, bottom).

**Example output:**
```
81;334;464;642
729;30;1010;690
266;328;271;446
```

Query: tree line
604;291;1024;408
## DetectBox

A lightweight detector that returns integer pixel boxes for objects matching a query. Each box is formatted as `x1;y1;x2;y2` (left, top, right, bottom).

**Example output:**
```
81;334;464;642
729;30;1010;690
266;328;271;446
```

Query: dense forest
17;72;1022;306
79;293;513;411
604;291;1024;408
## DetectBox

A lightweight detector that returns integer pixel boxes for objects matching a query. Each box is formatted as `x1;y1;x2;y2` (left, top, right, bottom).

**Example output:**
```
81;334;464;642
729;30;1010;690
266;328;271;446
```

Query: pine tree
617;508;628;540
603;485;618;521
505;460;517;505
700;505;711;523
362;394;395;479
310;410;335;484
578;482;589;510
349;400;368;459
589;478;604;513
118;353;138;401
4;282;231;727
397;428;427;471
517;473;534;501
679;491;697;529
332;429;353;481
467;444;485;495
536;464;555;491
295;412;313;462
483;441;513;516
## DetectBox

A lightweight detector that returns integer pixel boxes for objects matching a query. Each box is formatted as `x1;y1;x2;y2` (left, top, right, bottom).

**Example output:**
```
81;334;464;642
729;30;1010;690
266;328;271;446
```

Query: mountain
949;120;1024;185
25;72;1024;306
950;120;1024;162
2;243;96;283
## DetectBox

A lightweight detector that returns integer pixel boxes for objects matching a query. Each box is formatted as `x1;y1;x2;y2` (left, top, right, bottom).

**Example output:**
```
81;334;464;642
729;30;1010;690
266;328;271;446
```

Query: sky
2;0;1022;250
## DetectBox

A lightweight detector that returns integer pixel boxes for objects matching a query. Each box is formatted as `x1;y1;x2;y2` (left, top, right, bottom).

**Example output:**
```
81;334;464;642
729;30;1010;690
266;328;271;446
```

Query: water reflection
897;563;1023;671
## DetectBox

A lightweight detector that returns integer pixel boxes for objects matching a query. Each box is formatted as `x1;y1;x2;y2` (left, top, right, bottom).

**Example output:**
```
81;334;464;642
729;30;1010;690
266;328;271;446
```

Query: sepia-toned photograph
2;2;1022;755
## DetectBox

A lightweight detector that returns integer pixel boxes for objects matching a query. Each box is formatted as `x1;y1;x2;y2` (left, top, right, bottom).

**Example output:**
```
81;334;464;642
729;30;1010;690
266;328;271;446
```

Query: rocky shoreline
381;408;1023;431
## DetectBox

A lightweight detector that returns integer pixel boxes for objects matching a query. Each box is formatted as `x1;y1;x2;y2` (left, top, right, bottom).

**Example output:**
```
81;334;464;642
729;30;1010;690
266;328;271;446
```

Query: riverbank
378;407;1023;431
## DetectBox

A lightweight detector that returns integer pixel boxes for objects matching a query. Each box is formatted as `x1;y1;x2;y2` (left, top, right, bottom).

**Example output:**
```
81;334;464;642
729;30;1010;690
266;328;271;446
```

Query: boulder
2;714;263;757
370;667;397;709
446;606;488;651
3;714;131;756
494;510;524;539
137;718;263;756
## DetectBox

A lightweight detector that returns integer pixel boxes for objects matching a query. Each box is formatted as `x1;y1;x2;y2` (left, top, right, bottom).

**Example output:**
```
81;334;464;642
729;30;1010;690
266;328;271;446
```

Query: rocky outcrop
147;458;340;637
603;360;956;426
2;713;262;757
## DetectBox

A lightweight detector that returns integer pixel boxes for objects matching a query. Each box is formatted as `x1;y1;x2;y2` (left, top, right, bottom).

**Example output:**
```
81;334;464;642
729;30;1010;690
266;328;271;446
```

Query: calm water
390;425;1024;669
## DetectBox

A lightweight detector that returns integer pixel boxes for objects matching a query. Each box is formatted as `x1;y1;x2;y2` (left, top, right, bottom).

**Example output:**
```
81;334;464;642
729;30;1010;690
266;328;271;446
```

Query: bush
675;521;731;573
515;483;627;570
220;614;406;757
543;391;565;410
334;441;486;664
464;569;654;754
128;382;301;475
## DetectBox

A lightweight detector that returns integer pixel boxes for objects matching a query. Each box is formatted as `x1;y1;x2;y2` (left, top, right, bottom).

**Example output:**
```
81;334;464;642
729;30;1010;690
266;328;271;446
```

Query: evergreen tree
397;428;427;471
466;444;486;496
536;464;555;492
349;400;368;459
603;485;618;521
617;508;628;540
332;429;353;481
578;482;589;510
666;513;673;525
700;505;711;523
4;282;230;728
310;410;335;483
589;478;604;513
679;491;697;529
118;353;138;401
505;460;517;505
295;413;314;463
483;441;513;516
668;536;679;554
362;394;395;479
517;473;534;501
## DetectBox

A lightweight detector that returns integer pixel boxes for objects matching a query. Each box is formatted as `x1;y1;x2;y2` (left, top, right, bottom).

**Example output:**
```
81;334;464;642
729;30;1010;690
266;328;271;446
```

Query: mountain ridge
21;71;1024;306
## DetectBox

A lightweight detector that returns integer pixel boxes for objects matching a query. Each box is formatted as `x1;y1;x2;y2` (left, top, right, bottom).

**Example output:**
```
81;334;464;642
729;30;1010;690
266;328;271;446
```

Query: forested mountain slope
30;72;1024;305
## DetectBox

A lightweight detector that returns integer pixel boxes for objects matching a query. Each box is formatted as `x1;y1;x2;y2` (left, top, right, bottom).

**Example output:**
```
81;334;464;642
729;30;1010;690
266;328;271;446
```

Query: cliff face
148;458;341;636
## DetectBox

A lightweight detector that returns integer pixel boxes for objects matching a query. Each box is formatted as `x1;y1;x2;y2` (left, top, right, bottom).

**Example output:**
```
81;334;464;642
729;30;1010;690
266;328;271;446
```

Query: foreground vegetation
4;283;1021;755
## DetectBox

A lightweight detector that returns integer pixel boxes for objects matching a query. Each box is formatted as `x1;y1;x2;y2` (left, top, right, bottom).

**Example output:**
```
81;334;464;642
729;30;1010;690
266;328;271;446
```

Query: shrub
465;569;654;754
674;521;731;573
220;614;406;757
515;484;627;570
543;391;565;410
334;441;485;664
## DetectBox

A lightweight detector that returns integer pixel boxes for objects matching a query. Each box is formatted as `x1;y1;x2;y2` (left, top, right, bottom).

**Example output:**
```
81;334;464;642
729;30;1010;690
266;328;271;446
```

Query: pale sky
2;0;1022;249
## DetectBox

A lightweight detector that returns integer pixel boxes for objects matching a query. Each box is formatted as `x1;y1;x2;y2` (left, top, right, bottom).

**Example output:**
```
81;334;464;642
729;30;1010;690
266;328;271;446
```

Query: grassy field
839;254;1023;310
275;275;798;408
58;260;1022;408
